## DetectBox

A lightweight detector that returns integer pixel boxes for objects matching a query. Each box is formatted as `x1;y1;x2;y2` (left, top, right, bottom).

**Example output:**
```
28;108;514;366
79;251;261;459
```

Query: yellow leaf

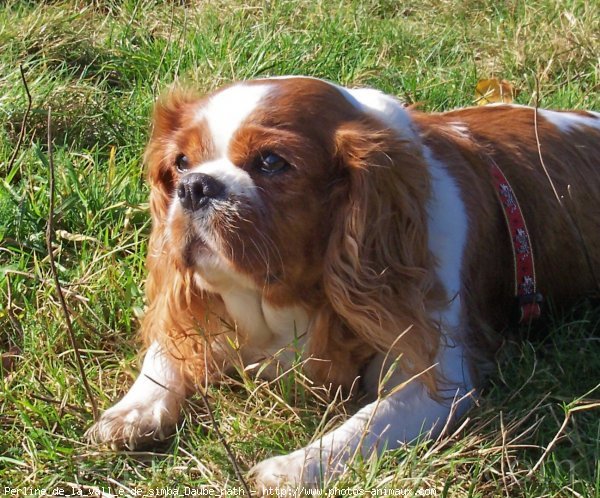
475;78;517;105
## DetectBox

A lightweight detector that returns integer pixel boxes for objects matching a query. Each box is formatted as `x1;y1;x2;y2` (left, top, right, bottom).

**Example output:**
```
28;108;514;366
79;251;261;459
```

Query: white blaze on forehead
538;109;600;133
199;83;273;156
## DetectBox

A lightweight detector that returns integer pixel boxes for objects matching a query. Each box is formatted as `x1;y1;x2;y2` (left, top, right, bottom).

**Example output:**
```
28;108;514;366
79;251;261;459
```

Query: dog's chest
219;287;310;369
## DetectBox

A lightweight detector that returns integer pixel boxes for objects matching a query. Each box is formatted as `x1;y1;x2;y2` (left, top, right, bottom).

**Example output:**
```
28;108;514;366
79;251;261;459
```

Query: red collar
489;160;543;323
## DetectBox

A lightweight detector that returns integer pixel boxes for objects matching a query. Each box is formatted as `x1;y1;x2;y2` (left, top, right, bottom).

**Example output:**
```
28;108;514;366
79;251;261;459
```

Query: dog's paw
250;448;342;492
250;450;308;493
86;396;179;450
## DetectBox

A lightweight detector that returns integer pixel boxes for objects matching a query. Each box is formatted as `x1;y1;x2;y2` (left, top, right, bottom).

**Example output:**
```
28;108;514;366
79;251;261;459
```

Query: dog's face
146;78;371;299
144;77;439;390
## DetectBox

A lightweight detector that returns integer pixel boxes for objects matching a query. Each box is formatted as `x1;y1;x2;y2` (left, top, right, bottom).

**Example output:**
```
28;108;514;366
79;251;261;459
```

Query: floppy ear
143;86;201;300
317;121;444;393
139;88;221;385
144;88;201;223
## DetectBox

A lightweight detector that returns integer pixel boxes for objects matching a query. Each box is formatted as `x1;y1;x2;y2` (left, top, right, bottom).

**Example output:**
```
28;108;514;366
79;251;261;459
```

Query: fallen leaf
475;78;517;105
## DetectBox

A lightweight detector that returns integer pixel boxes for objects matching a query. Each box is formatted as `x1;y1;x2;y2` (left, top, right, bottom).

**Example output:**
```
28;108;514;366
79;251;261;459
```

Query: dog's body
89;77;600;487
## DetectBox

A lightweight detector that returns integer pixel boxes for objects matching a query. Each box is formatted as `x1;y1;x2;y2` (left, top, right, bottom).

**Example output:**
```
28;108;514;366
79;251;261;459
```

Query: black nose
177;173;225;212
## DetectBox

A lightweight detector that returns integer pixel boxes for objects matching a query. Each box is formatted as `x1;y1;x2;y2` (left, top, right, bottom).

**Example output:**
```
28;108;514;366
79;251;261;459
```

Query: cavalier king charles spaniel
88;76;600;488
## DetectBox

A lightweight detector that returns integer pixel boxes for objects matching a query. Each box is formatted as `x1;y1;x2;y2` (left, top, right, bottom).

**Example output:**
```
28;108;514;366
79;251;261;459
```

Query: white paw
250;450;308;490
250;448;344;492
86;395;180;450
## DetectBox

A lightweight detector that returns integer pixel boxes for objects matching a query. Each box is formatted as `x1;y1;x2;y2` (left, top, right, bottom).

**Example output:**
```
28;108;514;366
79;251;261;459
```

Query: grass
1;0;599;496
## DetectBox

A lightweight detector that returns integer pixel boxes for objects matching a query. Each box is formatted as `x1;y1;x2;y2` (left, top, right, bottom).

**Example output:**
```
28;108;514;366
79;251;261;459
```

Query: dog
88;76;600;487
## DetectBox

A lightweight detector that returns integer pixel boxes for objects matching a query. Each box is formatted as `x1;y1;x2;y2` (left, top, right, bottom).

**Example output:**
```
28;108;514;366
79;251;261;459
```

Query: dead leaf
2;346;21;376
475;78;517;105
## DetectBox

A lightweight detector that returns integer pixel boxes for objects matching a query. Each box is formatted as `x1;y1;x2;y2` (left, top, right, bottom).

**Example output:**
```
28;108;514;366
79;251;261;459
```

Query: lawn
1;0;599;496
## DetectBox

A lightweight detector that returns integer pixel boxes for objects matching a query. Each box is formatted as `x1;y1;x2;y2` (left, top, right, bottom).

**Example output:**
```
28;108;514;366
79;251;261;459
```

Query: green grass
1;0;599;496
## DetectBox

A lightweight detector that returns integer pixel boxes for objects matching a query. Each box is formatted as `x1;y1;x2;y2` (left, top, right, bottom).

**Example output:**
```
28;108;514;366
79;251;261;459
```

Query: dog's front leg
251;340;474;489
87;341;187;449
251;381;471;489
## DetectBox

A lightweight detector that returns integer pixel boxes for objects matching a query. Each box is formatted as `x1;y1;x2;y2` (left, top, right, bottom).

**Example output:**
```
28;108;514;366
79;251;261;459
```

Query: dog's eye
175;153;189;173
257;152;289;175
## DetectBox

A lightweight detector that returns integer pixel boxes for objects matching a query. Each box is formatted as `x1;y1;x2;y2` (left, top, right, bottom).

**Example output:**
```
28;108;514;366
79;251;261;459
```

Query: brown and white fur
88;76;600;487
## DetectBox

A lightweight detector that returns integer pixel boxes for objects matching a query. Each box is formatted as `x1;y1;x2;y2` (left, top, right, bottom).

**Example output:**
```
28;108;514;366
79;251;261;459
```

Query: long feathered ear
144;87;200;222
139;88;221;386
320;120;445;393
143;86;200;301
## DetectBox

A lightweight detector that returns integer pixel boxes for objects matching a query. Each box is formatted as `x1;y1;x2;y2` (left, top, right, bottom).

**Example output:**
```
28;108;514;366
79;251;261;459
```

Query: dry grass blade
527;401;600;478
196;388;252;496
6;65;32;174
45;106;99;421
6;273;23;340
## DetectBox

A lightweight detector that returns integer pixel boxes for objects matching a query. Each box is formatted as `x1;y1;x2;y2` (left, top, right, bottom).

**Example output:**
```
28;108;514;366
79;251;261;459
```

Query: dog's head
144;77;442;390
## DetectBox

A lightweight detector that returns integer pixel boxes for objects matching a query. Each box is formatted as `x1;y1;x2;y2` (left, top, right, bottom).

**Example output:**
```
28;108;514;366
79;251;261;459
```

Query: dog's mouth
175;197;246;265
170;193;277;289
166;201;219;267
181;236;211;267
